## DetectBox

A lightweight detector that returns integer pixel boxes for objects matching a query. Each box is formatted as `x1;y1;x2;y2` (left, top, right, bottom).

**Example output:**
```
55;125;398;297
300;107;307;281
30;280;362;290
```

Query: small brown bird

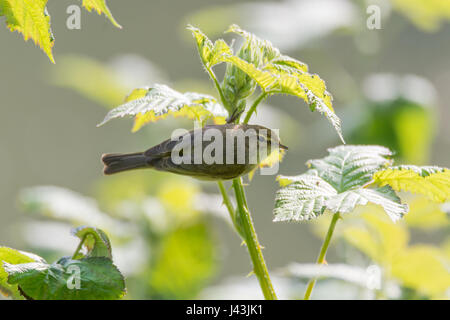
102;124;287;180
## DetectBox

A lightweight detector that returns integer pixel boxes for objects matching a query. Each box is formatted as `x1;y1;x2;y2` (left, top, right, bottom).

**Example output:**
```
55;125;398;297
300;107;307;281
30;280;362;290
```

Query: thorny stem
243;92;268;124
303;212;341;300
217;181;244;237
204;56;277;300
232;178;277;300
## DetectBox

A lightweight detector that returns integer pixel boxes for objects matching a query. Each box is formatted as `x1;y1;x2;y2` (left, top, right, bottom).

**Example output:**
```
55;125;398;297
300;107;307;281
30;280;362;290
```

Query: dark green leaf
5;257;125;300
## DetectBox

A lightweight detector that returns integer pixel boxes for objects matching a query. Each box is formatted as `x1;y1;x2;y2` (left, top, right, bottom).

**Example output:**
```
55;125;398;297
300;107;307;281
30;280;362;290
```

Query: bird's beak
279;143;288;150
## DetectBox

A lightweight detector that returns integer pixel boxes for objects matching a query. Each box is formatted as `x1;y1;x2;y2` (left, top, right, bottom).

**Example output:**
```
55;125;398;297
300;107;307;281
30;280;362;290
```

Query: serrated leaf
221;25;343;142
274;145;408;222
81;0;121;28
326;186;408;222
273;174;337;222
5;257;125;300
373;165;450;202
0;0;55;63
307;145;393;192
187;24;232;68
98;84;228;132
72;226;112;259
0;247;45;299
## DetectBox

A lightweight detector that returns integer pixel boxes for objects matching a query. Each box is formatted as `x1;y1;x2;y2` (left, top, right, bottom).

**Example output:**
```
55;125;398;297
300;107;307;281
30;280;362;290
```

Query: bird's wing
143;137;181;159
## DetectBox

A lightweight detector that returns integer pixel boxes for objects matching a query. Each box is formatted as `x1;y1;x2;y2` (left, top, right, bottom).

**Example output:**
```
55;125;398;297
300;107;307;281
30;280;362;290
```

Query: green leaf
373;165;450;202
326;186;408;222
274;145;408;222
97;84;228;132
306;145;393;192
72;226;112;259
81;0;121;28
5;256;125;300
222;25;344;142
0;247;45;299
274;174;337;222
187;24;232;68
0;0;55;63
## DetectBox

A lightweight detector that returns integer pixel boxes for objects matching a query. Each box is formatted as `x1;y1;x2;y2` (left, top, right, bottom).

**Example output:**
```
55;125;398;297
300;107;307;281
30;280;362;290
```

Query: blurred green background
0;0;449;299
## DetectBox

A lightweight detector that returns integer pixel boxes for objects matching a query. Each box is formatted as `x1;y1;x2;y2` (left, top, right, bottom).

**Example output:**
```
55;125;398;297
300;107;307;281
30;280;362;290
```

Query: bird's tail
102;152;148;175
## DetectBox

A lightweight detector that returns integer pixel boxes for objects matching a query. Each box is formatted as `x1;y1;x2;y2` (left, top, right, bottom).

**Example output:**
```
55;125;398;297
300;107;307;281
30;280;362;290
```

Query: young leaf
187;24;232;68
0;247;45;299
81;0;121;28
223;25;344;142
0;0;55;63
5;257;125;300
274;145;408;222
72;226;112;259
373;165;450;202
97;84;228;132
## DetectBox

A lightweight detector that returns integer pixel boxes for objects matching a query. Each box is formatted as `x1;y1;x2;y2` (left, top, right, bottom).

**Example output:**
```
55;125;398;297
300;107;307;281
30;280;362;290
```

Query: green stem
303;212;341;300
243;92;268;124
232;178;277;300
205;67;231;112
217;181;243;236
71;234;88;259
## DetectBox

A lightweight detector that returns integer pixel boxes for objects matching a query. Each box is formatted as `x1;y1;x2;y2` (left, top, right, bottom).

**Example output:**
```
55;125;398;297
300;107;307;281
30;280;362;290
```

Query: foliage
98;84;228;132
189;24;344;142
0;0;120;63
18;176;219;299
100;25;343;145
0;247;44;299
81;0;121;28
274;145;450;224
373;165;450;202
274;145;408;222
0;227;125;300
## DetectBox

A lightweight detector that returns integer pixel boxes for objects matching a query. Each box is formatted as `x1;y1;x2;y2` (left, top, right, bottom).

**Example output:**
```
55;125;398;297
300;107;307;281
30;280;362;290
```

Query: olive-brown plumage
102;124;287;180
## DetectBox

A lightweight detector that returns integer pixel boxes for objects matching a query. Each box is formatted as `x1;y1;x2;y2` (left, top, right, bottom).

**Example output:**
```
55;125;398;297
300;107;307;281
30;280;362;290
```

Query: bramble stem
203;53;276;299
243;92;268;124
217;181;245;238
232;178;277;300
303;212;341;300
217;181;235;218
